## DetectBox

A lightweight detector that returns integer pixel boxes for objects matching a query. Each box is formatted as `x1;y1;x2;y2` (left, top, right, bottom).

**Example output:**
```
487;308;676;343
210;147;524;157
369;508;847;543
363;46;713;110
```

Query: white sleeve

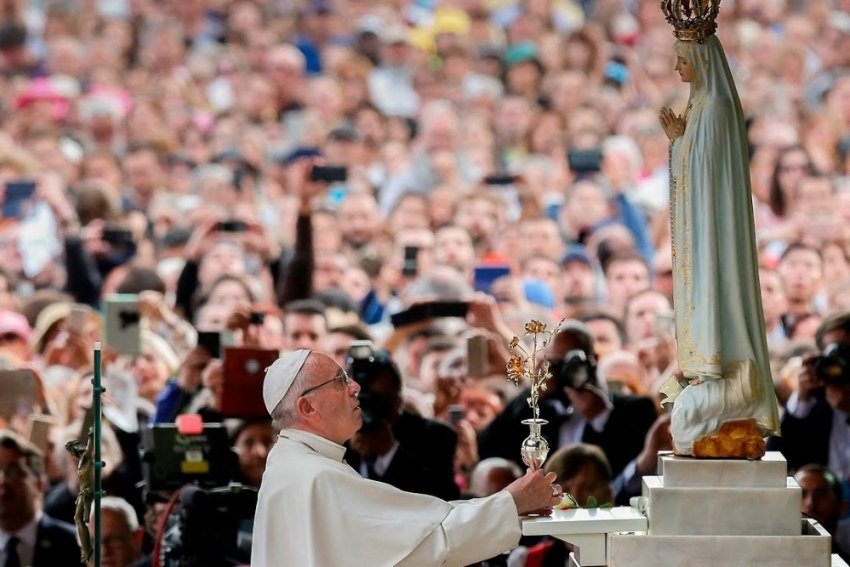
784;391;815;419
400;491;522;567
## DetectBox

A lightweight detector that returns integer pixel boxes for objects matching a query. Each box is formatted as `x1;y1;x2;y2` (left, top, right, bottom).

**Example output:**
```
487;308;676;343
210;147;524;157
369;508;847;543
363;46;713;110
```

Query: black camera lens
815;343;850;385
354;390;396;433
550;350;593;390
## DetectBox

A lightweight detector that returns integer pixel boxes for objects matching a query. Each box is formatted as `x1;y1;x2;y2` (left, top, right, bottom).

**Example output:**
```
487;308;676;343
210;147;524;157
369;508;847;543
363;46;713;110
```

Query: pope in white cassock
252;349;562;567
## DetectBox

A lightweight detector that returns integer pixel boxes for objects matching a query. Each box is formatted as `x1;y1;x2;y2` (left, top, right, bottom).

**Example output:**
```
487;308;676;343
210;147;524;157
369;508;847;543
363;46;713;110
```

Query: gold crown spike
661;0;720;42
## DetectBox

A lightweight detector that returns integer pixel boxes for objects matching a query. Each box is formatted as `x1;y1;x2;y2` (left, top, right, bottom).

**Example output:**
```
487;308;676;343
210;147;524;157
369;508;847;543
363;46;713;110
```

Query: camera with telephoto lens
812;343;850;385
549;349;598;390
158;484;257;567
347;340;399;432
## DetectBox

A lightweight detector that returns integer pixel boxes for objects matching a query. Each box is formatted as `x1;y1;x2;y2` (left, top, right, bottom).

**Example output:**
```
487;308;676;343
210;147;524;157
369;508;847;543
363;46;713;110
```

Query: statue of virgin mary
658;4;780;457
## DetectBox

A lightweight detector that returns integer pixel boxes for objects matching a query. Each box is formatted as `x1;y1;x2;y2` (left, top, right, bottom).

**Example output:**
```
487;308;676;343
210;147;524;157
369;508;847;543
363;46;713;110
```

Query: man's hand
241;220;280;263
504;469;562;516
202;359;224;411
178;346;213;392
286;157;326;214
453;419;478;476
797;360;821;403
636;413;672;475
466;293;501;332
138;290;170;323
183;219;220;262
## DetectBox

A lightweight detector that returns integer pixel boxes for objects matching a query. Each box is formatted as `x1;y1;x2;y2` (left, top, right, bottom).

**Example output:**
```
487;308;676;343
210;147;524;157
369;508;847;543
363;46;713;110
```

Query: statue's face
675;55;695;83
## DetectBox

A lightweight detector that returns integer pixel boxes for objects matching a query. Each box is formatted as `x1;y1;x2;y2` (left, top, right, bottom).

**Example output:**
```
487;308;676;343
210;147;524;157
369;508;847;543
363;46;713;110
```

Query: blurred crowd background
0;0;850;565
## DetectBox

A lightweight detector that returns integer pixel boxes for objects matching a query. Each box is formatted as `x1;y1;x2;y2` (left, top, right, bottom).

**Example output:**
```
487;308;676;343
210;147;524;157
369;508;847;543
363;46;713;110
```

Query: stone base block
658;451;787;488
643;475;801;536
608;519;833;567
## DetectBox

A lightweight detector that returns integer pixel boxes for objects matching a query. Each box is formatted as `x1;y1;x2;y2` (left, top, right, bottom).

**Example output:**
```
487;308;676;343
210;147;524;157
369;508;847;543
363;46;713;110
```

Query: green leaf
586;496;597;508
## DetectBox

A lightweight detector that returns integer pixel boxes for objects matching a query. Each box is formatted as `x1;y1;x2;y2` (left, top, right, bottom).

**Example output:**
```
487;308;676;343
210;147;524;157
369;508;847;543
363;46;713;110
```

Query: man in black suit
0;430;82;567
478;320;658;479
344;349;459;500
768;312;850;476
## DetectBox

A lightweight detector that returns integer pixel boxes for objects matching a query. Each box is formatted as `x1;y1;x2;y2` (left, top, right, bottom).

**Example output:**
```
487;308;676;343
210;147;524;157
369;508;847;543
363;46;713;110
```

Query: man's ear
296;395;317;419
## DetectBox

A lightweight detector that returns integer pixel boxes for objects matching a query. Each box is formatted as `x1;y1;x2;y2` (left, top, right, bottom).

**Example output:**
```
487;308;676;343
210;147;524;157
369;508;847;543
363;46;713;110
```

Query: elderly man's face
303;354;363;444
0;446;42;529
98;508;143;567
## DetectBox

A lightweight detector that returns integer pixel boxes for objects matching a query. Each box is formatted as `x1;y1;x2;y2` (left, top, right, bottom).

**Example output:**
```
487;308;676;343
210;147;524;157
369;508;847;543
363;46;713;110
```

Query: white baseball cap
263;349;311;414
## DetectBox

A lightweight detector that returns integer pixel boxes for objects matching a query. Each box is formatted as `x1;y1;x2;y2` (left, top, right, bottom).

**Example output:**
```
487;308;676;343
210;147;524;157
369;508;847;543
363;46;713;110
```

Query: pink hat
15;78;69;121
0;310;32;342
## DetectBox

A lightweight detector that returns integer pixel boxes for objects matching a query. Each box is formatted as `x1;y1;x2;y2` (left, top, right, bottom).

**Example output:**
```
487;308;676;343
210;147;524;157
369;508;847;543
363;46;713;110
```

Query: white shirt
0;511;41;567
252;428;521;567
558;407;613;447
785;393;850;478
828;408;850;479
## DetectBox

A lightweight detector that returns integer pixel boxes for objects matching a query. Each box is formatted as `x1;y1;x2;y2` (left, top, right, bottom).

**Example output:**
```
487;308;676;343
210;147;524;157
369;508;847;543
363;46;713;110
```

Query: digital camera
813;343;850;385
346;341;400;431
549;349;597;390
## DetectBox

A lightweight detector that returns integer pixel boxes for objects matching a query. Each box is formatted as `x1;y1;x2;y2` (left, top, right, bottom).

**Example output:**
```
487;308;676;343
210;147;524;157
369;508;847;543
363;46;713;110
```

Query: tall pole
93;342;104;567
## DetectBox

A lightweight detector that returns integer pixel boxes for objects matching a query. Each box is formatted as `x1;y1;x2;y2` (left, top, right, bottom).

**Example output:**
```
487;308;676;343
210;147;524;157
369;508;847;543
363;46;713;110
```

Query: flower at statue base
554;494;614;511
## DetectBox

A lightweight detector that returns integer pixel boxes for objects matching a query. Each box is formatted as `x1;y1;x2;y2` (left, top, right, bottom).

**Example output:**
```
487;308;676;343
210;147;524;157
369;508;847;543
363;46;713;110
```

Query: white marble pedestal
520;452;849;566
521;507;647;566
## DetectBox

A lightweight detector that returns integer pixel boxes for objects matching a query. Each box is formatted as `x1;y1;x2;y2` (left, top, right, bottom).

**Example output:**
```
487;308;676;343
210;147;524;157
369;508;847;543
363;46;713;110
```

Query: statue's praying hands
659;107;686;142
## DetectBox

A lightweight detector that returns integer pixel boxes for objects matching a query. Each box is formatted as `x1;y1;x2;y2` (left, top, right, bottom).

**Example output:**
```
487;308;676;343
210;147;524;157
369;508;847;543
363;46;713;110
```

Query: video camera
141;420;237;493
346;341;401;432
158;484;257;567
142;417;257;567
812;343;850;385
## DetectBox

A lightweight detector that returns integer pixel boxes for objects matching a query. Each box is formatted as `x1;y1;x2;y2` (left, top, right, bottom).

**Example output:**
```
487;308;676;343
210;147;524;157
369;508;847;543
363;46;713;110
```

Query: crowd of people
0;0;849;565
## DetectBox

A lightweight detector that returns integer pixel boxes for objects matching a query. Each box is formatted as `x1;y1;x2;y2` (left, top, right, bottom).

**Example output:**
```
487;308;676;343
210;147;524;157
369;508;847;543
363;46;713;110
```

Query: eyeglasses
300;371;351;396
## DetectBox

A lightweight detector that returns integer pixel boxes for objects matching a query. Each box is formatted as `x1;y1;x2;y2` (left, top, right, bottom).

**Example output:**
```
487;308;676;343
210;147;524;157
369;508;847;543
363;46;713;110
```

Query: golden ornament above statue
661;0;720;42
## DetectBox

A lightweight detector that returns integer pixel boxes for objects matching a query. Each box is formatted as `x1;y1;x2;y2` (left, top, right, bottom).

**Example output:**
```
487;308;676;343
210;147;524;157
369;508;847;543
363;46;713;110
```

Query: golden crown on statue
661;0;720;42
